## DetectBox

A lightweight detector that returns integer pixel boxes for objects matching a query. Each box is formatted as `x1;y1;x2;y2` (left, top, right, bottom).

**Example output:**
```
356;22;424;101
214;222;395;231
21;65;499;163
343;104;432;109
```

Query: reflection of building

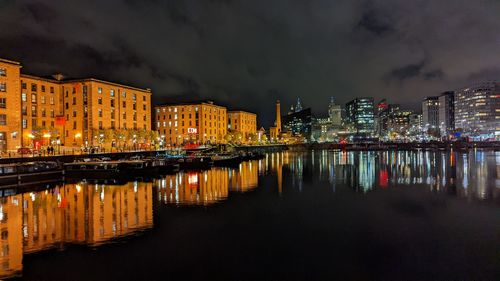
157;169;230;205
422;96;440;129
0;182;154;279
155;101;227;146
0;57;152;152
454;81;499;139
438;91;455;136
229;161;258;192
0;195;23;279
345;97;374;135
228;111;257;143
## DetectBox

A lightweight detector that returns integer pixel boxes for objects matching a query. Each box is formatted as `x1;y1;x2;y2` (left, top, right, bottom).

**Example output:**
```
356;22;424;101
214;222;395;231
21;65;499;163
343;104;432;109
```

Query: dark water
1;150;499;280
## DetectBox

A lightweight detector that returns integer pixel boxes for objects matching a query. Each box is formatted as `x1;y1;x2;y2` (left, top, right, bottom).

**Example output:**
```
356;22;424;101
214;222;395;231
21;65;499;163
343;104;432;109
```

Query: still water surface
0;150;499;280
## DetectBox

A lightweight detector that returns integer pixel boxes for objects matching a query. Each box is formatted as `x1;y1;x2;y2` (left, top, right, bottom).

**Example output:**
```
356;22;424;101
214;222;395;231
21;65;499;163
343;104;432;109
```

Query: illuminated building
282;106;312;141
328;97;342;129
269;100;281;141
0;59;22;151
155;101;227;146
454;81;499;139
422;96;440;129
387;110;413;137
345;97;375;135
0;57;152;152
228;110;257;143
438;91;455;136
376;100;400;137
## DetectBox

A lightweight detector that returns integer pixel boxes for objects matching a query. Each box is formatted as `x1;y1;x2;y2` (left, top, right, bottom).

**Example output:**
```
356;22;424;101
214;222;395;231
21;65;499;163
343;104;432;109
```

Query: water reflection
0;182;154;279
269;150;499;201
0;150;498;279
155;161;260;205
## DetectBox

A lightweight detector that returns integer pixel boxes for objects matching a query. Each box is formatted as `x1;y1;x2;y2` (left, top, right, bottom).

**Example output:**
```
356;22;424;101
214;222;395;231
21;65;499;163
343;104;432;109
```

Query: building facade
438;91;455;136
0;57;152;152
422;96;440;129
228;110;257;143
282;107;313;141
345;97;375;135
155;101;227;146
454;81;499;139
328;97;342;129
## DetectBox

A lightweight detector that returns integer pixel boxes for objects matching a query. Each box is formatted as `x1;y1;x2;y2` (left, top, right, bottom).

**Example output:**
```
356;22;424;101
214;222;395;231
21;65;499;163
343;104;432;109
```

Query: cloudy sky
1;0;499;126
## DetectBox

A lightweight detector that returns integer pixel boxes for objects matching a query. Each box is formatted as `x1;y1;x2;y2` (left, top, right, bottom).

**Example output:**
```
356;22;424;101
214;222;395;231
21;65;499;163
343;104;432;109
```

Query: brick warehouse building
0;57;152;152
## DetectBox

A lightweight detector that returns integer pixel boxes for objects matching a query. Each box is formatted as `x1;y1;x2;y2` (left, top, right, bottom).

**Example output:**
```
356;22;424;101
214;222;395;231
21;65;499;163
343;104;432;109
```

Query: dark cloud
0;0;498;126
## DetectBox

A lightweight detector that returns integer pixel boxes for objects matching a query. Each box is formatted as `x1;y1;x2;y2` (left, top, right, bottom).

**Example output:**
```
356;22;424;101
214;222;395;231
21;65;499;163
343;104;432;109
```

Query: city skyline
0;0;499;126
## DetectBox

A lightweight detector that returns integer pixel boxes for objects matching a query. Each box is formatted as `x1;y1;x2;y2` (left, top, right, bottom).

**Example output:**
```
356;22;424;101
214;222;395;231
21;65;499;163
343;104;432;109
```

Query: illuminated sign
187;128;197;134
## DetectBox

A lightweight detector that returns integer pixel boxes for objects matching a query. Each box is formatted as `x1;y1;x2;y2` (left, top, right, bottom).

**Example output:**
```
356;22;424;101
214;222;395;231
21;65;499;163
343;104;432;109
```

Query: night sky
1;0;499;126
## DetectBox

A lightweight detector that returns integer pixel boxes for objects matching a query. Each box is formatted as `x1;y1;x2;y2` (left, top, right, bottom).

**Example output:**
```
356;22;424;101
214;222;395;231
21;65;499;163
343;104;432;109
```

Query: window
42;120;46;127
111;120;115;129
0;98;5;109
50;86;54;93
143;96;146;101
41;96;46;104
0;114;6;125
111;109;115;119
72;87;76;93
73;121;76;130
32;118;37;127
121;91;126;98
72;97;76;105
50;110;54;118
98;87;103;94
21;93;27;102
110;89;115;97
0;68;5;76
41;108;46;117
123;112;126;119
0;83;6;92
31;93;37;103
110;99;115;107
98;121;103;129
122;101;126;108
132;94;136;101
98;109;102;117
50;96;54;105
73;111;77;117
31;84;37;92
98;97;102;105
22;119;27;128
22;106;27;115
21;82;26;89
133;103;136;110
143;104;146;110
143;115;146;121
41;85;46;92
31;105;37;116
133;113;137;121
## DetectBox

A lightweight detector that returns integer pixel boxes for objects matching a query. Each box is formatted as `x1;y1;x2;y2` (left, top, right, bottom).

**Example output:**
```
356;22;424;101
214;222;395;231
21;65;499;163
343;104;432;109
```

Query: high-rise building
454;81;499;139
438;91;455;136
328;97;342;128
228;110;257;143
282;107;312;140
0;58;152;152
422;96;440;129
155;101;227;146
345;97;375;135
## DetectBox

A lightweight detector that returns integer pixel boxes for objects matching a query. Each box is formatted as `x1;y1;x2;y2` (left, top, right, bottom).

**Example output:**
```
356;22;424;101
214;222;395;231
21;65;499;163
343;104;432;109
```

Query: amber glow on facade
228;110;257;143
155;101;227;145
0;57;152;152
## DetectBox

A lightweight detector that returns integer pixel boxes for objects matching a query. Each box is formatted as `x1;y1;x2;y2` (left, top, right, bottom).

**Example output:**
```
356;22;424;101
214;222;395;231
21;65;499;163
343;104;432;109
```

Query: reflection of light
188;173;198;185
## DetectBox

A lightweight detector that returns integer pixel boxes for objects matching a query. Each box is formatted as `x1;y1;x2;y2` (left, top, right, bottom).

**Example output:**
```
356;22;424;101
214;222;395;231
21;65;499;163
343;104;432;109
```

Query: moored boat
0;161;63;187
